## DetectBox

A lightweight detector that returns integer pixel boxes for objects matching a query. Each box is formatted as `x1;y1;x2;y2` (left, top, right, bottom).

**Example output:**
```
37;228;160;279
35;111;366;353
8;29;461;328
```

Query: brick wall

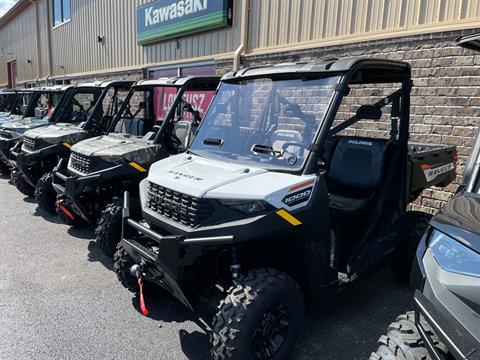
64;28;480;214
218;28;480;214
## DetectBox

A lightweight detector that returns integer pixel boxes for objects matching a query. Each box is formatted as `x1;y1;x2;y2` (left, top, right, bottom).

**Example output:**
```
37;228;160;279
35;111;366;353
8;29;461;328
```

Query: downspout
45;0;53;84
233;0;250;71
28;0;42;84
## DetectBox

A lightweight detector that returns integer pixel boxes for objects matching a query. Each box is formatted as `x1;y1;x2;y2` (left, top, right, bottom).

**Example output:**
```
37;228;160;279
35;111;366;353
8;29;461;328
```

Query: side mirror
356;105;382;120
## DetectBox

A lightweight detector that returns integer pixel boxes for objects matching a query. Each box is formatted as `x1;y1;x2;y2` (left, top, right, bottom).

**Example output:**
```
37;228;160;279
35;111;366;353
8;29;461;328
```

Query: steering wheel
281;141;306;154
89;119;108;134
281;141;306;165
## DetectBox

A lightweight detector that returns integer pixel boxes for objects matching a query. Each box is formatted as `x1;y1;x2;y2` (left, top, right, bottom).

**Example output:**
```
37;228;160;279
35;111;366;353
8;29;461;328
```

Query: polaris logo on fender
282;187;313;207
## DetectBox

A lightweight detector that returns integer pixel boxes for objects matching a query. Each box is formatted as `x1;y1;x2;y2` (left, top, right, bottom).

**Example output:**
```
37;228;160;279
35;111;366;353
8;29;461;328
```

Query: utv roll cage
107;76;221;143
77;80;136;134
222;58;411;175
0;89;32;115
22;85;76;122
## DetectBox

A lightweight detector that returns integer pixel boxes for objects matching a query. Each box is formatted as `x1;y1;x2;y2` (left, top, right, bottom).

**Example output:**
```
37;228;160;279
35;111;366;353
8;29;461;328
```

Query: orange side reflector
289;179;315;192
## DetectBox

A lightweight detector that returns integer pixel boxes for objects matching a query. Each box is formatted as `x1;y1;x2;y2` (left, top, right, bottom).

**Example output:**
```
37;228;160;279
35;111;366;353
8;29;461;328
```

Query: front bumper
0;134;21;155
52;158;147;223
414;249;480;360
120;191;235;310
11;143;68;186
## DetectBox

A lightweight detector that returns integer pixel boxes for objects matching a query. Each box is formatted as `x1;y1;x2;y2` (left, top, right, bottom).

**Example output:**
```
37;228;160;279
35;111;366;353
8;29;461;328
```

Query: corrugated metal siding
2;0;480;83
248;0;480;51
0;5;38;84
50;0;243;77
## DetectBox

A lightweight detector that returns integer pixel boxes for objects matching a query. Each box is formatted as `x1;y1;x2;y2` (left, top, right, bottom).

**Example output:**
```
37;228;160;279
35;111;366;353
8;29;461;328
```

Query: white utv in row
116;58;457;359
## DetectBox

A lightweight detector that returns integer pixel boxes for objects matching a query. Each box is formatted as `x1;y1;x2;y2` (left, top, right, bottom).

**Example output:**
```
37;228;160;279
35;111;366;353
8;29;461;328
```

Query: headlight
428;230;480;278
219;199;271;214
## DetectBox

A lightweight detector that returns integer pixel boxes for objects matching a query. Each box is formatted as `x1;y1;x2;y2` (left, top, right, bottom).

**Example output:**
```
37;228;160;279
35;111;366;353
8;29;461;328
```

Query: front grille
147;182;213;228
23;137;40;152
70;151;96;174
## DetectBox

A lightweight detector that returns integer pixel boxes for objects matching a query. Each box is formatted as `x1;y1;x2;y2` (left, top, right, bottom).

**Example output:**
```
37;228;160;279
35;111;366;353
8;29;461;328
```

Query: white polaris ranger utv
116;58;457;359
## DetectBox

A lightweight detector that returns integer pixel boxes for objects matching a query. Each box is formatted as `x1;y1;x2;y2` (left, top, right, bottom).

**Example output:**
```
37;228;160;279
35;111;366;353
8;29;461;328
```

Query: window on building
53;0;71;26
147;63;216;79
54;78;71;85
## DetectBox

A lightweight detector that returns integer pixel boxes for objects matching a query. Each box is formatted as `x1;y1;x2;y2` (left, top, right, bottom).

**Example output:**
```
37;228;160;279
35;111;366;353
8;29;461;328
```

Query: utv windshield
34;92;64;121
190;76;340;171
112;85;215;137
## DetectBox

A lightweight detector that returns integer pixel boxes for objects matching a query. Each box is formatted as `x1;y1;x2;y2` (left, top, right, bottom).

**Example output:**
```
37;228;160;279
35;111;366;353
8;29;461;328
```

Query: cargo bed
408;142;457;201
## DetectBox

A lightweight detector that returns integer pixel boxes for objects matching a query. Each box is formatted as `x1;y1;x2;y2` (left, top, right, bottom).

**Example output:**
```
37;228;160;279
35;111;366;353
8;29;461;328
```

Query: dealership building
0;0;479;213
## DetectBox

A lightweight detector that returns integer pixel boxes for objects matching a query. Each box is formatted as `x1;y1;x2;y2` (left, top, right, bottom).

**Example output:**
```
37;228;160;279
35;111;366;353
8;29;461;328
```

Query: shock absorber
230;246;242;284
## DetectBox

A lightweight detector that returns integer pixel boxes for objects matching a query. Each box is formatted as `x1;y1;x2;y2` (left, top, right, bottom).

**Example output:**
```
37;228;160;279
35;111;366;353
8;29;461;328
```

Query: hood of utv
147;154;317;204
71;133;159;164
0;117;49;133
24;123;88;145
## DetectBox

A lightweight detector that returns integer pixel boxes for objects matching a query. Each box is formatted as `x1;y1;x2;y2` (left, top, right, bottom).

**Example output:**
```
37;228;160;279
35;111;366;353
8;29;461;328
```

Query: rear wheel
35;172;57;214
391;211;432;282
113;243;138;292
211;268;304;360
12;170;34;197
95;202;122;257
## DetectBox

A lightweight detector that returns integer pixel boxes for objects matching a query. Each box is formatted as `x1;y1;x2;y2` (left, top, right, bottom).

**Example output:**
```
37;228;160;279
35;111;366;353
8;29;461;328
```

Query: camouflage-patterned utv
10;80;134;213
52;76;219;256
0;85;73;178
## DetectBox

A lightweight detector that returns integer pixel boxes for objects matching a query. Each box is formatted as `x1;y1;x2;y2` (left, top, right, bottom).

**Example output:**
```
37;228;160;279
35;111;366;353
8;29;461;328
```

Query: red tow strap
58;203;75;220
137;273;149;316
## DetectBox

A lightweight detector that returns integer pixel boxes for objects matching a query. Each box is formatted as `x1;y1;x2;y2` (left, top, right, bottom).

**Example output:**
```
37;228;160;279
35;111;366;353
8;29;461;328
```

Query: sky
0;0;18;18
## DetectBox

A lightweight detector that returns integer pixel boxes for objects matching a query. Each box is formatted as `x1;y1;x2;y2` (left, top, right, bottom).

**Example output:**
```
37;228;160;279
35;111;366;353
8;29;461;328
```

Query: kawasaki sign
137;0;233;45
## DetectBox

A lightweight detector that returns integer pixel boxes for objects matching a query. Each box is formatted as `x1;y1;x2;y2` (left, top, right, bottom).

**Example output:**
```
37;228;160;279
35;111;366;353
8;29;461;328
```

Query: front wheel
95;202;123;257
370;311;448;360
113;243;138;292
12;170;34;197
0;159;10;175
35;172;57;214
211;268;304;360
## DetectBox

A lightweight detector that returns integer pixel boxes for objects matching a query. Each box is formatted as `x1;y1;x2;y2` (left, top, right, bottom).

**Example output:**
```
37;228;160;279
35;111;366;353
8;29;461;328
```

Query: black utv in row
52;76;220;256
10;80;134;211
115;58;457;359
371;32;480;360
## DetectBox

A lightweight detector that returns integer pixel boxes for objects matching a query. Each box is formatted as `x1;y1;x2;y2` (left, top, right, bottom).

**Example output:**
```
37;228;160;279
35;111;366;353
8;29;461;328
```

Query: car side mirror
356;105;382;120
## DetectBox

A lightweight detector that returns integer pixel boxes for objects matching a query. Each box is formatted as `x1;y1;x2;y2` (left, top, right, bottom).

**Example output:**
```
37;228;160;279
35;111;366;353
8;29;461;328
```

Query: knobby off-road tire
391;211;432;282
12;171;34;197
113;243;138;292
0;158;10;175
95;202;123;257
370;311;448;360
211;268;305;360
35;172;57;214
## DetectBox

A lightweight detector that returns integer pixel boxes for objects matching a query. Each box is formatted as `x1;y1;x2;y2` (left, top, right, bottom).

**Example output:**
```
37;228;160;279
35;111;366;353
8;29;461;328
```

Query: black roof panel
222;57;410;82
